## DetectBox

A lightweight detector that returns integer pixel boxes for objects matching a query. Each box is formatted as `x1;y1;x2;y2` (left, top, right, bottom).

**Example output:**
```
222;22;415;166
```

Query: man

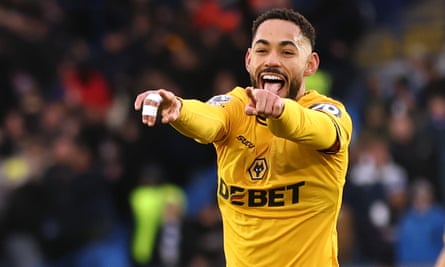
134;8;352;267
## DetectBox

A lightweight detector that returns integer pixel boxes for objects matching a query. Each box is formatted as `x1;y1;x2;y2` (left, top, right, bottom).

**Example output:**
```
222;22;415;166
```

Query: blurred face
245;19;319;99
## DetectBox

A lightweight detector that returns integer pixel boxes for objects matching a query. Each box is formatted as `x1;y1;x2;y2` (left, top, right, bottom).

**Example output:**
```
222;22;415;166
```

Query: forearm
268;98;337;150
170;99;227;144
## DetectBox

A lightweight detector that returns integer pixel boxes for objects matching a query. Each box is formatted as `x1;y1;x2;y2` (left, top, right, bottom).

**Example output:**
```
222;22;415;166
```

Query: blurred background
0;0;444;267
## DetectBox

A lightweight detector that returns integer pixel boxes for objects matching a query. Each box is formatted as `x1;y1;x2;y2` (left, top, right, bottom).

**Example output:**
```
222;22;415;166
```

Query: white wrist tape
145;93;163;104
142;105;158;116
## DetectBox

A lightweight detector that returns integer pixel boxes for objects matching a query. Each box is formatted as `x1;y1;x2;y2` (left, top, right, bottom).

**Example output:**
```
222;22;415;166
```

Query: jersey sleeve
169;87;245;144
170;99;228;144
268;97;352;152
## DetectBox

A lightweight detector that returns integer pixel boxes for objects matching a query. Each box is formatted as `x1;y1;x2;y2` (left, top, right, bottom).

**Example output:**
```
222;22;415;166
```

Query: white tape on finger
142;105;158;116
145;93;163;104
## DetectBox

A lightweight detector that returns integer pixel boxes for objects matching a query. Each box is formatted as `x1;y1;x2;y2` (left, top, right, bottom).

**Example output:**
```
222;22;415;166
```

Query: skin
436;247;445;267
244;19;319;118
134;89;180;126
134;19;320;125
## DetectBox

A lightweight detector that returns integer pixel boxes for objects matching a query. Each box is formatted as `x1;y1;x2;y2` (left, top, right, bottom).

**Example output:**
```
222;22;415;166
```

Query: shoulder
206;87;248;107
299;90;347;118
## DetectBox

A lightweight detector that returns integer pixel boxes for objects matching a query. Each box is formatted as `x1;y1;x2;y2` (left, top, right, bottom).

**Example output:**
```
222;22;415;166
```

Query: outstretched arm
267;98;340;150
134;89;229;144
243;87;350;151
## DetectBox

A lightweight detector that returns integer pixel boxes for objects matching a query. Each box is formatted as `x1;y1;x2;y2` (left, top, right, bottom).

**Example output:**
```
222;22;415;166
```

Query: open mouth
261;74;285;93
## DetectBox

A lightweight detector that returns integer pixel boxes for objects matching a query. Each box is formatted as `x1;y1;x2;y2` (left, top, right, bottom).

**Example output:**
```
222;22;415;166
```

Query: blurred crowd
0;0;444;267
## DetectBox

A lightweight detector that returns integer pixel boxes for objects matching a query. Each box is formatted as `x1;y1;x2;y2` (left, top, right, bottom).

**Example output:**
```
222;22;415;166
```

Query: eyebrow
253;39;298;49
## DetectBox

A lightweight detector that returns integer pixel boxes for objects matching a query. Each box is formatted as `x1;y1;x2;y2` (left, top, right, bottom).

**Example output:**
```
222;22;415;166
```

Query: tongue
264;82;282;93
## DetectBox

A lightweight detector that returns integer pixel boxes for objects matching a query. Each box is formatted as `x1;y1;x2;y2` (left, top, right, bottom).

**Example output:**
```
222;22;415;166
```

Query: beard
249;69;302;99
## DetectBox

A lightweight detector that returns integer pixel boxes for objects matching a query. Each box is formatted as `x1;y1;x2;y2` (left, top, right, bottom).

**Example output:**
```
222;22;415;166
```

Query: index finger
157;89;174;104
134;90;157;110
134;92;147;110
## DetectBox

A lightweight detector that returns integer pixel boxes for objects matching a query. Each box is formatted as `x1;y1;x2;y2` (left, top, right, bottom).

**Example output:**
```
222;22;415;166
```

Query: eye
283;50;296;56
255;48;268;54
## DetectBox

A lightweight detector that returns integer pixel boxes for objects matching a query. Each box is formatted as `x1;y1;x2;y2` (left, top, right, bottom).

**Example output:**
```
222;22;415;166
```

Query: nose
264;51;281;67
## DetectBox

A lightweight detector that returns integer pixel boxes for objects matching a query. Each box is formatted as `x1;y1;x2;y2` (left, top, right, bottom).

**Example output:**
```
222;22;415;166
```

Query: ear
245;48;252;72
304;52;320;76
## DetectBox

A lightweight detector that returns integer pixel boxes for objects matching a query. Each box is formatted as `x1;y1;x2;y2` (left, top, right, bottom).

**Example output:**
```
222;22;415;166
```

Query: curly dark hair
251;8;316;51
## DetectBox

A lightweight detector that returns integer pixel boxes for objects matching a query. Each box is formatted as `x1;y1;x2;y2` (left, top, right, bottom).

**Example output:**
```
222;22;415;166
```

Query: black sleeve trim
318;118;341;154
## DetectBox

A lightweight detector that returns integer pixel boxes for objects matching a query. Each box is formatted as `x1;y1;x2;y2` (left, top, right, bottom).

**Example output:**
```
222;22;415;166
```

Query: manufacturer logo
236;135;255;148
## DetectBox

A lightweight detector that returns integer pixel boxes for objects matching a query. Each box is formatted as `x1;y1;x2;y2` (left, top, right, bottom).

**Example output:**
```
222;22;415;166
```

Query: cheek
245;59;254;75
246;64;254;74
246;57;258;68
289;63;306;78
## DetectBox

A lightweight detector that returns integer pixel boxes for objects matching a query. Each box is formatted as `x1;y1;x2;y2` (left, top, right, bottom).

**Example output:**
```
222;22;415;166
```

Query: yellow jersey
171;87;352;267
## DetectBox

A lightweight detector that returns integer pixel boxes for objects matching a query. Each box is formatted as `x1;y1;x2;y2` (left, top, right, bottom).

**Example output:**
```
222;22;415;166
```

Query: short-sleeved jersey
172;87;353;267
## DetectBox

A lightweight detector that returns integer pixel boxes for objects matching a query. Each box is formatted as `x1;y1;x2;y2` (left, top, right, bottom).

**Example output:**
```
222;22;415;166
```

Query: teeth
262;75;282;81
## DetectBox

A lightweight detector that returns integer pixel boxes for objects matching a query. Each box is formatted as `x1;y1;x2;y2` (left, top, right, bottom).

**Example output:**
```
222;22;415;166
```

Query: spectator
396;178;445;266
129;163;186;267
346;133;408;265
